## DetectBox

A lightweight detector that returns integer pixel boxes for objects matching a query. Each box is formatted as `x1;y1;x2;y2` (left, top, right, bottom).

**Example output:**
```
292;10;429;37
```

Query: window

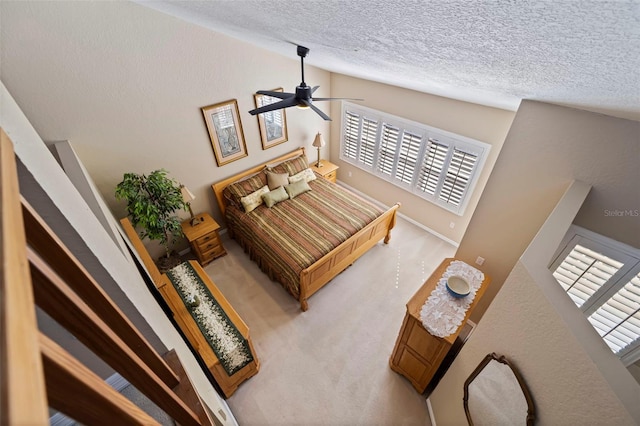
550;225;640;365
340;102;490;215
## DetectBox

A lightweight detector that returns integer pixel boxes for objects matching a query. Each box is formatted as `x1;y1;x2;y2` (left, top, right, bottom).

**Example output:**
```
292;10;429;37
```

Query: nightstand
181;213;226;265
310;160;339;183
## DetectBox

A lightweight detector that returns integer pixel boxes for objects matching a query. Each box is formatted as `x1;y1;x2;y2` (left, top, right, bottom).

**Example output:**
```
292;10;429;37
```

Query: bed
212;147;400;311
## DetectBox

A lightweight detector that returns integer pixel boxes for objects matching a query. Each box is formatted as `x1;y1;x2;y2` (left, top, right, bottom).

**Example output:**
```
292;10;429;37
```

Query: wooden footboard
298;202;400;311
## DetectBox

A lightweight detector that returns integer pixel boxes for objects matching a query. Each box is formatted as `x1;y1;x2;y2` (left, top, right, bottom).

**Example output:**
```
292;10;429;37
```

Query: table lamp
180;185;202;226
312;132;326;167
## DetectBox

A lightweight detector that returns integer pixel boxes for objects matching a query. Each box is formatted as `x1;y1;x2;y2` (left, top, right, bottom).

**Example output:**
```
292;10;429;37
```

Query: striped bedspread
225;176;384;299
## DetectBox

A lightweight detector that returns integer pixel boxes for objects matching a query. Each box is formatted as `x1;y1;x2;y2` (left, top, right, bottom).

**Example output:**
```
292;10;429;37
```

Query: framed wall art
253;88;288;150
201;99;248;166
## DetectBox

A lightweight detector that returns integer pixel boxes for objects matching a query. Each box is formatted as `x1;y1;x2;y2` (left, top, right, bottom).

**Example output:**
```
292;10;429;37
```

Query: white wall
329;75;516;244
455;100;640;322
1;80;237;425
0;0;331;258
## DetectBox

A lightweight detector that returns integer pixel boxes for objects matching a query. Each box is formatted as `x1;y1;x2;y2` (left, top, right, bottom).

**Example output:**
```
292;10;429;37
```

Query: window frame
339;102;490;216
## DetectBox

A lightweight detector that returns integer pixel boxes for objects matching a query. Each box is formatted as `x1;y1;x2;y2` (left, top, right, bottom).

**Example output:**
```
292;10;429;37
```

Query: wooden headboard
211;147;306;217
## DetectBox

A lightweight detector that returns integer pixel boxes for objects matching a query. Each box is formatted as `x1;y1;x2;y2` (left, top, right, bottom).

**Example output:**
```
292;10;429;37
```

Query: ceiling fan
248;45;362;121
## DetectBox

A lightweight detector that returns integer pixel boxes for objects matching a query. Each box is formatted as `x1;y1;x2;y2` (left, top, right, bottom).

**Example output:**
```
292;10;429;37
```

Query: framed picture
201;99;248;166
253;88;288;150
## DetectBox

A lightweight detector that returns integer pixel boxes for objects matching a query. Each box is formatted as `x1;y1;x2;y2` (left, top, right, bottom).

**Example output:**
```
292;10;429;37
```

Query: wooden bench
120;218;259;398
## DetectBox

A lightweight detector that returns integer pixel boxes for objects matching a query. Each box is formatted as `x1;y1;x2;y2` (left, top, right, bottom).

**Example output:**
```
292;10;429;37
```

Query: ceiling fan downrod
298;45;309;87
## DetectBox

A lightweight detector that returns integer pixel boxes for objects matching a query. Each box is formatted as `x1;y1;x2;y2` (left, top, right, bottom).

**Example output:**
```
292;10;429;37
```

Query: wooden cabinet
311;160;339;183
181;213;226;266
389;258;490;393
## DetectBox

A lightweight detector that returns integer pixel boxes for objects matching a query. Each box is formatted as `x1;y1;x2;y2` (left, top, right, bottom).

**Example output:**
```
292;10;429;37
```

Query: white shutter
588;271;640;354
438;148;478;207
395;131;422;185
358;117;378;167
553;243;624;308
417;138;449;196
342;111;360;160
550;227;640;361
339;102;490;216
376;124;399;177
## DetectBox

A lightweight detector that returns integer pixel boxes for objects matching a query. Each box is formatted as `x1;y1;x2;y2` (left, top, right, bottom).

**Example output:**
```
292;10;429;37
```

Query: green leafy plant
115;169;187;259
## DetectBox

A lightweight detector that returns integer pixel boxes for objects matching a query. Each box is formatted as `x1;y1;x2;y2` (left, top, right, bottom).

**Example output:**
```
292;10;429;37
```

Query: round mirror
463;353;535;425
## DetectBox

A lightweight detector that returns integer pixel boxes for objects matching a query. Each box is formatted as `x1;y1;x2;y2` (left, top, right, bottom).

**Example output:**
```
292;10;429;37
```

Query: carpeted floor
203;215;456;426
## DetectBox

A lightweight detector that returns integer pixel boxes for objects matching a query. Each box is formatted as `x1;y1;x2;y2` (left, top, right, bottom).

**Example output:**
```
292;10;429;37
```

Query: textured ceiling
140;1;640;120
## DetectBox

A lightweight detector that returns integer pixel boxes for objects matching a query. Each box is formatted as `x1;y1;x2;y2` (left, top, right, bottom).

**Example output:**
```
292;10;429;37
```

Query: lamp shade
180;185;196;203
312;132;326;148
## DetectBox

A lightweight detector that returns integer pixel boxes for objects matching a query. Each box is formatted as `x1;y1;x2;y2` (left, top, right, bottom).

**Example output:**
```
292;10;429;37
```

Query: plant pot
156;252;183;273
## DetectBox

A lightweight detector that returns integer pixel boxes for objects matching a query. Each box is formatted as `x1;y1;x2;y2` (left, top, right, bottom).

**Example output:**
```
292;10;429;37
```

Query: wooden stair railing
1;128;49;425
0;128;213;425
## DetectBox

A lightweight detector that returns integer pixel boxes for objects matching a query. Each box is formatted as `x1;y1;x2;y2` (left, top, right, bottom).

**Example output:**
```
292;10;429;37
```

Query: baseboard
426;398;437;426
336;180;459;248
49;373;130;425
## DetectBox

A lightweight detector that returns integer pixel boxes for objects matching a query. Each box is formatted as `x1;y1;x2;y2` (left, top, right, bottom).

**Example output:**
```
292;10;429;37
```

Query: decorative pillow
288;168;317;184
284;179;312;199
267;171;290;190
261;185;289;208
224;171;268;207
240;185;269;213
272;155;309;176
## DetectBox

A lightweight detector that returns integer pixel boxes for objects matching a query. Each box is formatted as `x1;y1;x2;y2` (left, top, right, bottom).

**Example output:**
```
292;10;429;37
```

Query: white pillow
288;168;316;184
240;185;269;213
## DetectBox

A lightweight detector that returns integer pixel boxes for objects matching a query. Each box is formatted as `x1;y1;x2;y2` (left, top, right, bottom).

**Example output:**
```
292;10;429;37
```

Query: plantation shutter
359;117;378;167
552;244;624;308
339;102;491;216
588;271;640;355
395;131;422;185
376;124;399;177
417;138;449;196
342;111;360;160
439;148;478;207
550;229;640;361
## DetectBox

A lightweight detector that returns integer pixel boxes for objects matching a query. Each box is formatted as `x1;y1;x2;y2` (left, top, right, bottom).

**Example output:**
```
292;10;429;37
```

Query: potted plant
115;169;187;270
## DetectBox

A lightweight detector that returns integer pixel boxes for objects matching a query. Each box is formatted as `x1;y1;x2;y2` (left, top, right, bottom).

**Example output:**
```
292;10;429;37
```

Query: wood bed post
384;203;401;244
299;270;310;312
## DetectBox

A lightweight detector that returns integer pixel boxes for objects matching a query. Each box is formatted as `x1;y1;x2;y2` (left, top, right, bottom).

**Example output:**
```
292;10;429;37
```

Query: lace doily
419;260;485;338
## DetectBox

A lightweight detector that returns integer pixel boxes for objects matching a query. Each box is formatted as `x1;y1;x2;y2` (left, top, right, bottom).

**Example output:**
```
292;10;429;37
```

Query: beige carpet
203;216;456;426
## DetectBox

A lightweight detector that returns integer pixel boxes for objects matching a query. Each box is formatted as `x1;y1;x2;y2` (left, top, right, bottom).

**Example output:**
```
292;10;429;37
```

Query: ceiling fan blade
311;86;320;94
301;99;331;121
256;90;295;99
249;96;298;115
312;97;364;102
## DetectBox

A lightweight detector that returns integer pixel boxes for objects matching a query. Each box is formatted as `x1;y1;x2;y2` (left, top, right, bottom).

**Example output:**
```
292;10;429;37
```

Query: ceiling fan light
297;104;310;110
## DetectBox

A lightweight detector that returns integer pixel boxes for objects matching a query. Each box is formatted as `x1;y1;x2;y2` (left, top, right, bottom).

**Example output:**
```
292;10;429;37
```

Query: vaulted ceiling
140;0;640;121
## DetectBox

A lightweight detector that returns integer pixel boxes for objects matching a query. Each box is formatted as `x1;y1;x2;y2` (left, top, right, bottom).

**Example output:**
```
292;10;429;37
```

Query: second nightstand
181;212;226;266
310;160;339;183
